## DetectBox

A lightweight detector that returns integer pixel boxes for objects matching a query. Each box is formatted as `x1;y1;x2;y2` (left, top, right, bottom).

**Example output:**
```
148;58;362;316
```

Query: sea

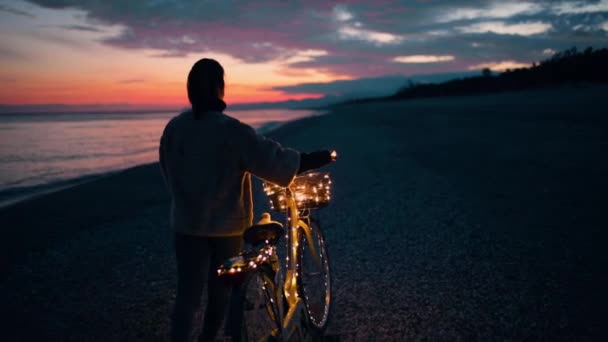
0;109;321;207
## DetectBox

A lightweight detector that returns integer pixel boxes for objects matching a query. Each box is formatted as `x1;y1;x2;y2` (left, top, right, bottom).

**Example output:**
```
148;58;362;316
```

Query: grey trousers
171;233;243;342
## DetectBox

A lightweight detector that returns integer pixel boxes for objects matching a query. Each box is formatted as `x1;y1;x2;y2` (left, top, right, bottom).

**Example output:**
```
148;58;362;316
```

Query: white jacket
159;110;300;236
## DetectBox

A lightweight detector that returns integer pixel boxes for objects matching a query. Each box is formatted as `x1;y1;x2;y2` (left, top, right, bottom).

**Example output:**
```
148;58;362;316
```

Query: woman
159;58;333;342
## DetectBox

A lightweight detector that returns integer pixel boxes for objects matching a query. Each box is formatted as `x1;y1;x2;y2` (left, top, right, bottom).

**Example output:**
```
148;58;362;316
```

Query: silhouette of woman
159;58;333;341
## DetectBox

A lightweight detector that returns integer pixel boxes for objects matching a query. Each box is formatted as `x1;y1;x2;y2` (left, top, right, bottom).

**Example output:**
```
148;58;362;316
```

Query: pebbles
1;86;607;340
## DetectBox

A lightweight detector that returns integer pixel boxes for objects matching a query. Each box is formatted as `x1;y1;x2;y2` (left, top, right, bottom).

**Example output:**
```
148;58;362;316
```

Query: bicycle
218;154;336;341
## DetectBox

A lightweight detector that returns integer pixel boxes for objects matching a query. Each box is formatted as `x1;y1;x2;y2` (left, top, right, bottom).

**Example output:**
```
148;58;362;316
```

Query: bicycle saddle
243;213;284;246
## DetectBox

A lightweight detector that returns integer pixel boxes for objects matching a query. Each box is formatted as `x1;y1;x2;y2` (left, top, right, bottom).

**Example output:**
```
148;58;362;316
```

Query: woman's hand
298;150;336;174
331;150;338;161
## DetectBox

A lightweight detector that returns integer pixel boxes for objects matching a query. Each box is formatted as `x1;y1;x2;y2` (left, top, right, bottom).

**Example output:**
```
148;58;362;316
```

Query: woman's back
159;109;300;237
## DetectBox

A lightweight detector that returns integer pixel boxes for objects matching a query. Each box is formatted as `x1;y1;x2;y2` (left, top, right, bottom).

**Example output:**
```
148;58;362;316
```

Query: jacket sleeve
240;124;300;187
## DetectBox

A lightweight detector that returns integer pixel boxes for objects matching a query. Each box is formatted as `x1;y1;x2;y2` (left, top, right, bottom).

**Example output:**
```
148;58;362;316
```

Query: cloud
437;2;544;22
337;25;404;45
0;47;29;60
437;1;608;23
393;55;455;63
602;21;608;31
333;5;354;22
118;78;144;84
573;23;594;31
330;3;404;46
457;21;553;36
20;0;608;79
552;0;608;15
285;49;329;63
468;60;531;71
543;48;557;55
149;50;189;58
58;24;103;32
0;4;35;18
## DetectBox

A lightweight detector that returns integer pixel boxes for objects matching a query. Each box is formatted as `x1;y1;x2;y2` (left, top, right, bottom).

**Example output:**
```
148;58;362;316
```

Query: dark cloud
0;47;29;60
0;4;35;17
26;0;608;77
118;78;145;84
58;24;103;32
27;0;72;9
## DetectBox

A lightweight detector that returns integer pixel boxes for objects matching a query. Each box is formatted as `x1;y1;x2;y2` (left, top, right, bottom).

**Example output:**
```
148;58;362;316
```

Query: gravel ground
1;85;607;341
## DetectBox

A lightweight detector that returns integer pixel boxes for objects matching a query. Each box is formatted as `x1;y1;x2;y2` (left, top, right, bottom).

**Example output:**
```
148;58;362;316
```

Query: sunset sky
1;0;607;109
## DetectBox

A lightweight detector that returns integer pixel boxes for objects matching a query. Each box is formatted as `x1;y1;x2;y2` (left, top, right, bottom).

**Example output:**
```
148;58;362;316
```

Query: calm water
0;109;320;205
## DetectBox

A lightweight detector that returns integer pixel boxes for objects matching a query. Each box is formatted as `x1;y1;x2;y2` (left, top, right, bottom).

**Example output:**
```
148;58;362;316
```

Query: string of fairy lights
217;243;275;276
264;172;332;211
217;171;333;328
217;172;332;278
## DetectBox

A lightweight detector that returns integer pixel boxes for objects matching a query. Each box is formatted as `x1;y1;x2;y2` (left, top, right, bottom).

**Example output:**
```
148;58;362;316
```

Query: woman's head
187;58;225;113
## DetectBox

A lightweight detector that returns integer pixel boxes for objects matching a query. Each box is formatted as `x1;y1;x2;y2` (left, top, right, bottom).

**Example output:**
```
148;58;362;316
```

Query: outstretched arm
298;150;335;174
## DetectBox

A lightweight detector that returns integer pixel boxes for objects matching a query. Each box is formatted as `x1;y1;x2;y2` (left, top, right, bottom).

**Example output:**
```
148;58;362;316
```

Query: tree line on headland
342;47;608;105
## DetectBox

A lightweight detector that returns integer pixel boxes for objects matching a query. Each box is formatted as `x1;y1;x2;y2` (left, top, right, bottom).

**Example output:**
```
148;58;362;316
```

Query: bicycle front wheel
298;219;331;333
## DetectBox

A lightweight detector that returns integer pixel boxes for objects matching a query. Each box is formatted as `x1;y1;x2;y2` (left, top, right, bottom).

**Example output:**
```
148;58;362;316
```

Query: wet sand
1;84;607;340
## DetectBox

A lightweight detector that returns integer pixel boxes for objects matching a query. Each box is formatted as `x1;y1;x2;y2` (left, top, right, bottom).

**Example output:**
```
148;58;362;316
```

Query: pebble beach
1;85;607;341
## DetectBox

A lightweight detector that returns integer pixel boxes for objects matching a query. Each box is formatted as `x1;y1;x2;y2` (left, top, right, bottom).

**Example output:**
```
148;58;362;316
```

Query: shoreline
0;170;122;209
0;110;325;210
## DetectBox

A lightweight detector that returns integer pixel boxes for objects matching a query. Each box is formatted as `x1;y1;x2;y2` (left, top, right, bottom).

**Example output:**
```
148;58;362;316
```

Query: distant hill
230;72;478;110
340;47;608;105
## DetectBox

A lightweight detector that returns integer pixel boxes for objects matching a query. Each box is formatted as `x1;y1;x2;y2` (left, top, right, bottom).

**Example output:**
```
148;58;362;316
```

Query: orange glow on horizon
0;73;327;106
0;82;324;106
0;21;349;108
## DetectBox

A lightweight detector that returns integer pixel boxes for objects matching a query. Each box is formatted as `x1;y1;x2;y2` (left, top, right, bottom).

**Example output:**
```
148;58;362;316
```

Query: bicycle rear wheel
298;219;331;333
229;270;279;342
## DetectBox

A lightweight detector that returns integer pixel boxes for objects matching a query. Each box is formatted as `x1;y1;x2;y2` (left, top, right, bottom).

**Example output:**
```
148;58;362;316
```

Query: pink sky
1;0;607;109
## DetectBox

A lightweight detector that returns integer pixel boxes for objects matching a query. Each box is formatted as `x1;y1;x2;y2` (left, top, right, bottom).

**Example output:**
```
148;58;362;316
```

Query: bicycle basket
263;172;332;211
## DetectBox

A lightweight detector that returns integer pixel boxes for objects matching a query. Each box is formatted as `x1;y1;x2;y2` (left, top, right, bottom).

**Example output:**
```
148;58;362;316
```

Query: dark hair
187;58;225;116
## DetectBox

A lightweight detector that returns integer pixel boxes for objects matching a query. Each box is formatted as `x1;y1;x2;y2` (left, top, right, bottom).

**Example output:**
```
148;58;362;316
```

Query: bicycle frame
273;186;320;341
